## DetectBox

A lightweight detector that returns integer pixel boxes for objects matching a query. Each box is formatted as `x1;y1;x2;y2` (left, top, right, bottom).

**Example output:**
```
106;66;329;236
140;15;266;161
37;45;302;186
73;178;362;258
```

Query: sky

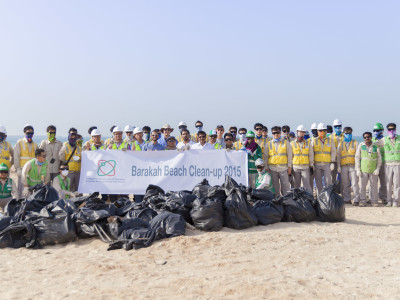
0;0;399;136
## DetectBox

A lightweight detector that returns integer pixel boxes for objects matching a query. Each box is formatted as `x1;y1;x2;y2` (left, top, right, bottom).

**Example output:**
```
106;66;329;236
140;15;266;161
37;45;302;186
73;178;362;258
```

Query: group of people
0;119;398;209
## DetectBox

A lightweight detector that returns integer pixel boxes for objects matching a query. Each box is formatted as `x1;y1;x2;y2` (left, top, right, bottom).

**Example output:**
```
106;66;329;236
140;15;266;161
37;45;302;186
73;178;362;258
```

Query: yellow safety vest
313;137;332;163
340;140;357;166
64;143;81;172
332;133;344;148
234;140;244;150
268;140;288;166
291;140;310;166
0;141;12;168
19;139;37;168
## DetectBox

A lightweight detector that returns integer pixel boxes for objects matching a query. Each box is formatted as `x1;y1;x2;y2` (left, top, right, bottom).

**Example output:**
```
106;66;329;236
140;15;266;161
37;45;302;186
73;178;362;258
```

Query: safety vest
291;139;310;166
26;159;48;187
133;141;142;151
267;140;288;166
18;139;37;168
234;140;244;150
339;140;357;166
111;140;129;150
56;175;70;199
90;144;105;150
255;137;269;153
332;133;344;148
313;137;332;163
372;137;385;163
64;143;82;172
360;144;378;173
255;171;275;193
383;136;400;163
0;141;12;168
0;178;13;199
214;143;222;150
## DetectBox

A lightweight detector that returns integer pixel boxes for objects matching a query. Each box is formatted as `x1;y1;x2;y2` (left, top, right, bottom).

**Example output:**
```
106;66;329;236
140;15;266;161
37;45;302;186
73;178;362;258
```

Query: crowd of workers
0;119;398;210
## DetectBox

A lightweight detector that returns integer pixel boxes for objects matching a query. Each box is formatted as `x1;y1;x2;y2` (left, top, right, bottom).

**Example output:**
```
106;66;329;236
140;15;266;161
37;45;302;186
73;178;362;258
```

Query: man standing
191;131;215;150
142;126;151;143
133;128;145;150
39;125;63;182
158;124;174;148
265;126;292;197
291;125;313;193
355;132;382;207
108;127;132;150
222;133;235;150
83;129;105;150
244;131;263;188
177;129;194;151
311;123;336;195
282;125;295;142
0;126;14;170
176;122;188;143
331;119;344;181
22;149;50;197
209;130;222;149
234;128;247;150
337;127;360;205
59;128;82;192
143;130;166;151
0;163;18;209
372;123;387;203
215;125;226;148
254;123;269;160
165;137;178;150
382;123;400;207
14;124;38;197
191;121;208;142
124;125;134;144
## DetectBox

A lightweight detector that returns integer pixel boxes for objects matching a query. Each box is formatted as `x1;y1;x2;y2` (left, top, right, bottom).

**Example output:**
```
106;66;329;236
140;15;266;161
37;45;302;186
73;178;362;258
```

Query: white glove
373;169;379;176
73;155;80;161
357;171;362;177
17;168;22;177
330;163;335;171
22;187;29;197
226;148;231;152
337;166;341;173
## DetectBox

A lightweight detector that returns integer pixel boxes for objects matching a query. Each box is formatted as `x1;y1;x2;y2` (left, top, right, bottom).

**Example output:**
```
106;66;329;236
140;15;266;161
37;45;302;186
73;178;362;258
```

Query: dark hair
224;133;233;139
110;125;116;133
326;125;333;134
195;120;203;126
197;130;206;137
23;125;34;133
142;126;151;132
151;130;159;135
181;129;190;135
238;128;247;133
343;127;353;132
282;125;290;131
271;126;281;132
47;125;56;132
229;126;237;132
88;126;97;135
387;123;396;129
154;129;160;133
35;148;45;156
69;127;77;134
254;123;263;129
262;126;268;132
60;162;69;170
363;131;372;138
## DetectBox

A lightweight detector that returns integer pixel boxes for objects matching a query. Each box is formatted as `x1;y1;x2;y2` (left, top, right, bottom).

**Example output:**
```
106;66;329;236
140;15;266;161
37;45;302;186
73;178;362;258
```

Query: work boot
372;202;379;207
353;202;359;206
393;202;398;208
386;201;393;207
359;201;366;207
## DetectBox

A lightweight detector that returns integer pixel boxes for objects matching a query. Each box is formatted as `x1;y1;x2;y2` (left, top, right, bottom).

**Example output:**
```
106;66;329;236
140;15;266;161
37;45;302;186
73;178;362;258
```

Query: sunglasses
272;132;280;134
255;127;262;131
282;130;288;133
60;168;69;171
363;136;372;139
373;130;382;132
225;138;233;141
48;131;56;134
198;135;206;139
40;155;46;158
256;165;264;168
388;128;396;131
0;171;8;174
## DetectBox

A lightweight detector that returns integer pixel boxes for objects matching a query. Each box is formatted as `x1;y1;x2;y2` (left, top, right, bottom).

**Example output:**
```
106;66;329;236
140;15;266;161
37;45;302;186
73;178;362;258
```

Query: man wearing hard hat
290;125;314;193
311;123;337;195
59;128;82;192
124;125;135;144
0;125;14;173
107;126;132;150
176;121;188;143
83;129;106;150
372;123;387;203
0;163;18;209
331;119;344;181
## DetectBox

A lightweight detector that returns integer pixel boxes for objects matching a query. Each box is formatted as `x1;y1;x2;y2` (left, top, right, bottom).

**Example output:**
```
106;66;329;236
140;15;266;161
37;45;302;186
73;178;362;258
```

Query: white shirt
177;140;195;150
191;142;215;150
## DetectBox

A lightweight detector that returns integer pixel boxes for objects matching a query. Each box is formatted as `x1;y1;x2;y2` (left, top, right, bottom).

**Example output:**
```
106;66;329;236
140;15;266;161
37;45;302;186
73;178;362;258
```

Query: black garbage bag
32;199;78;246
73;208;111;241
124;207;158;223
163;195;194;224
149;211;186;240
143;185;167;210
107;217;149;240
206;186;227;202
223;176;257;229
250;189;275;201
282;188;317;222
0;216;12;232
79;198;118;216
0;221;36;248
114;198;136;215
192;179;211;198
316;181;346;222
27;184;59;203
144;185;165;200
4;198;25;217
252;199;284;225
108;227;157;251
190;197;224;231
11;199;53;223
70;192;100;207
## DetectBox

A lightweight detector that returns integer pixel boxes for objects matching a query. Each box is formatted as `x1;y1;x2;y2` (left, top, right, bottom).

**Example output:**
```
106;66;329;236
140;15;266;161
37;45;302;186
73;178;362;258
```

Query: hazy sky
1;1;399;136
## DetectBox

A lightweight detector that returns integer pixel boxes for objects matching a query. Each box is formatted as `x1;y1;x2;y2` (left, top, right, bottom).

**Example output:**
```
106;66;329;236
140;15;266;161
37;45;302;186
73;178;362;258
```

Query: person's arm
308;142;314;167
58;144;66;162
13;141;21;171
376;147;382;170
331;140;337;163
44;164;51;185
256;173;272;189
9;143;14;168
336;143;341;165
287;141;292;168
355;143;362;172
21;162;31;187
11;179;19;199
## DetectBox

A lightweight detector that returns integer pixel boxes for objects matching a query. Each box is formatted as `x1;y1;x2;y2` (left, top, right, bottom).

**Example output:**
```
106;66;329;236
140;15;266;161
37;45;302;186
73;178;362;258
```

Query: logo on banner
97;160;116;177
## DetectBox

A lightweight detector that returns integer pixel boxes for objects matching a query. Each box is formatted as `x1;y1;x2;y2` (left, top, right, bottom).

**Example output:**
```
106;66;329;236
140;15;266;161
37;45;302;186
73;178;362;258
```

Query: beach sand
1;170;400;299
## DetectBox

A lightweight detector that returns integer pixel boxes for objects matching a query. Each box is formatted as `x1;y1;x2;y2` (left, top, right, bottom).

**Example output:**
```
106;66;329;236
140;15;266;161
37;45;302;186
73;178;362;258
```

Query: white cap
0;125;6;134
91;129;101;136
133;127;143;134
317;122;327;130
178;121;187;127
311;123;318;130
255;158;265;166
296;125;306;132
124;125;133;132
112;126;123;133
333;119;342;126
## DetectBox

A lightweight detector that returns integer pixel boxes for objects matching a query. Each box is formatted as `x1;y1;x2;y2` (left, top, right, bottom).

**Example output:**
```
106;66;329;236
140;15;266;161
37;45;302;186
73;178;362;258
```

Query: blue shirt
143;142;165;151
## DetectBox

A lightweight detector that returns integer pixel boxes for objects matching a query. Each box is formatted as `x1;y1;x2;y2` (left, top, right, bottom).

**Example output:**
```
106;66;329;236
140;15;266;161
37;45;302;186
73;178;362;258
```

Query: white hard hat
91;129;101;136
317;122;327;130
112;126;123;133
333;119;342;126
255;158;265;166
178;121;187;127
0;125;7;134
133;127;143;134
124;125;133;132
296;125;306;132
311;123;317;130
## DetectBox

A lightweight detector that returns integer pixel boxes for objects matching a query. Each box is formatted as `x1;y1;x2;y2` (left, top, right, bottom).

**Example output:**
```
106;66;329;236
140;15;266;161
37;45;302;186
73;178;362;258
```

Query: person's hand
330;163;335;171
22;187;29;197
373;169;379;176
226;148;231;152
357;171;362;177
288;166;292;176
73;155;80;161
337;166;341;173
17;168;22;177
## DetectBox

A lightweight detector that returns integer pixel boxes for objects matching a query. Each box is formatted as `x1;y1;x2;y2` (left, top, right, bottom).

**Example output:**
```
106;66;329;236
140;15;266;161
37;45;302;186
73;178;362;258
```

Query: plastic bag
0;216;12;232
250;189;275;201
192;179;211;198
282;188;317;222
316;182;345;222
190;198;224;231
252;199;284;225
124;207;157;223
0;221;36;248
108;228;156;251
149;211;186;240
3;198;25;217
73;208;111;240
107;217;149;240
27;184;59;203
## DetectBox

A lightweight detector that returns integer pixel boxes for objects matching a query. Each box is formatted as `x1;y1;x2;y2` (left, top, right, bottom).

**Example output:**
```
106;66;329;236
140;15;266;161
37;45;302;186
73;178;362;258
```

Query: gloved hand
357;171;362;177
22;187;29;197
330;163;335;171
373;169;379;176
337;166;341;173
74;191;81;197
17;168;22;177
67;191;76;198
226;148;231;152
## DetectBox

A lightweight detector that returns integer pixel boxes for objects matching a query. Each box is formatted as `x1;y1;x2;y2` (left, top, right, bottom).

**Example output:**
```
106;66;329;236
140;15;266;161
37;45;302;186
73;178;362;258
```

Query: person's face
210;135;217;143
167;139;176;148
282;128;289;136
37;152;46;163
195;123;203;128
255;126;263;136
297;131;305;138
163;128;172;137
113;131;123;142
125;131;133;138
272;130;281;139
388;127;396;133
318;130;327;138
59;165;69;174
182;131;189;141
247;137;255;144
217;128;224;136
225;136;233;147
344;129;352;135
135;132;143;140
92;135;101;144
239;130;246;136
262;129;268;137
256;165;264;172
0;170;8;180
198;134;206;144
151;132;159;142
363;134;372;144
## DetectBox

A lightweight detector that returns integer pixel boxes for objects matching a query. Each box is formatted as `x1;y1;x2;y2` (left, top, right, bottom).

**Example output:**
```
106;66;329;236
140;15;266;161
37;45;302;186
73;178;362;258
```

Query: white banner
78;150;248;194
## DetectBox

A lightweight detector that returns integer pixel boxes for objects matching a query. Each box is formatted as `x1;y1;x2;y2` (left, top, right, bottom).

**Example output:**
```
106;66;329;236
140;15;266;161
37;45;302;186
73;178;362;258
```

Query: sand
1;170;400;299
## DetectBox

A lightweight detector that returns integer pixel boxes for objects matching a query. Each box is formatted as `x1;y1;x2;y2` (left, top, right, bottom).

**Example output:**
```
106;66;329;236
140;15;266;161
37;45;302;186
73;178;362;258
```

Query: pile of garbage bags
0;177;345;251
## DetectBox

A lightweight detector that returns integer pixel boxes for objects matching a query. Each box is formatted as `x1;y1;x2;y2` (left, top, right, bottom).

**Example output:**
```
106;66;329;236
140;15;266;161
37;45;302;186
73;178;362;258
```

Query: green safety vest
255;171;275;193
360;144;378;173
383;136;400;163
248;146;263;174
111;141;129;150
56;175;71;199
133;141;142;151
91;144;105;150
27;159;48;187
214;143;222;150
372;137;385;163
0;178;13;199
